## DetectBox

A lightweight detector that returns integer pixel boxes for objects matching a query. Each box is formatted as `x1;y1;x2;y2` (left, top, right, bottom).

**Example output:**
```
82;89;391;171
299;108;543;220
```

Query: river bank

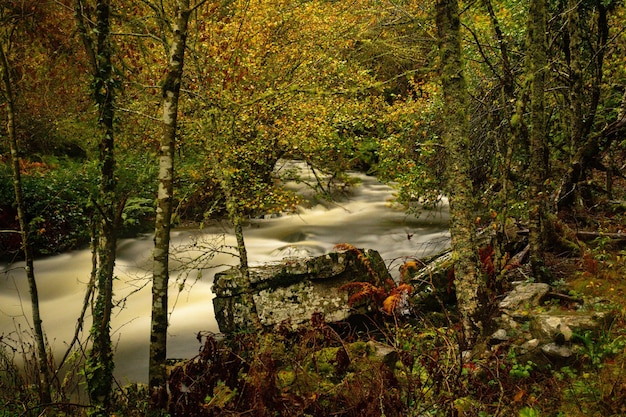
0;170;449;383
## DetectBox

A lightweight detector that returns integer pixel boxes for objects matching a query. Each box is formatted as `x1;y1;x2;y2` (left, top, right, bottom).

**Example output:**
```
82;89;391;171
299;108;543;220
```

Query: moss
308;346;341;378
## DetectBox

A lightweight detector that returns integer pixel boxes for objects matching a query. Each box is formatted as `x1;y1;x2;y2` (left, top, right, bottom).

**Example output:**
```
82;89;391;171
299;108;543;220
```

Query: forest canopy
1;0;623;254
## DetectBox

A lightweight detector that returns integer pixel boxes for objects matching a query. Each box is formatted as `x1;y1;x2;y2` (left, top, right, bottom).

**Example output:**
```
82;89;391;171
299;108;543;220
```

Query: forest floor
520;174;626;417
148;177;626;417
3;170;626;417
129;172;626;417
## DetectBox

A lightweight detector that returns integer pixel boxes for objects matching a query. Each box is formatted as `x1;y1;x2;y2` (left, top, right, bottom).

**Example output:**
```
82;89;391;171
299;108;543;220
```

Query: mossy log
576;230;626;242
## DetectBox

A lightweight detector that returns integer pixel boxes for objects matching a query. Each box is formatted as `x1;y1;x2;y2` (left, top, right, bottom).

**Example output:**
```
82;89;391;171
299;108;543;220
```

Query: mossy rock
213;248;392;333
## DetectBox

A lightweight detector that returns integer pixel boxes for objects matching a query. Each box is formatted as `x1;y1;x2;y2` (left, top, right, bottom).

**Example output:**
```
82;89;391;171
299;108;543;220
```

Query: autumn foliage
336;243;413;316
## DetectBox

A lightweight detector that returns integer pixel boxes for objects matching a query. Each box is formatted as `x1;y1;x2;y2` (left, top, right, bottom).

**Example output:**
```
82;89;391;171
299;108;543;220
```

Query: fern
340;281;387;307
336;243;414;316
478;244;495;278
381;284;413;315
399;260;424;281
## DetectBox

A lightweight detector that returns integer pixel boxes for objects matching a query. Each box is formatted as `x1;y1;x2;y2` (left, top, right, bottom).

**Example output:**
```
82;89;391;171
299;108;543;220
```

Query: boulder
541;342;573;359
212;248;391;333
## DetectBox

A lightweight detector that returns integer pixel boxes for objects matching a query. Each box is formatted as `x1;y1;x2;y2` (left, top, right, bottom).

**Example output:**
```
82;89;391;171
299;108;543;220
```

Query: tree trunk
75;0;118;412
483;0;523;277
0;39;53;411
527;0;551;281
150;0;191;409
435;0;483;344
567;0;584;161
557;2;609;209
223;175;264;332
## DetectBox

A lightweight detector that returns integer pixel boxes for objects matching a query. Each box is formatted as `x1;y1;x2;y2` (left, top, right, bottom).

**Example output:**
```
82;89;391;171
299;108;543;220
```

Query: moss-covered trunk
435;0;483;344
223;175;264;333
75;0;118;412
482;0;524;277
527;0;549;281
567;0;584;160
557;2;609;209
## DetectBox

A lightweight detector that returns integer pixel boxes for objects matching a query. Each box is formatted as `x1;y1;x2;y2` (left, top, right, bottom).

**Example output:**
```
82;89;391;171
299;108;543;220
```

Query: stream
0;162;449;383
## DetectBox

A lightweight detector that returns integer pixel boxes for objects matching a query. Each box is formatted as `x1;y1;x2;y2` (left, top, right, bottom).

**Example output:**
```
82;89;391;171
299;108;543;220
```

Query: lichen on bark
435;0;483;343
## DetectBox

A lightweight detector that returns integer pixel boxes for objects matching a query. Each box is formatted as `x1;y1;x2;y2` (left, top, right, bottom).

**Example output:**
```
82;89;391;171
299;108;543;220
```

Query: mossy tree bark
0;39;53;411
557;2;610;209
526;0;550;281
150;0;191;409
435;0;483;344
75;0;119;413
567;0;584;162
482;0;525;277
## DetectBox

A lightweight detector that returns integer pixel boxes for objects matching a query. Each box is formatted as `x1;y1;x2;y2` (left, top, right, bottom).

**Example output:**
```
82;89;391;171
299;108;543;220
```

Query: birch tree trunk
149;0;190;408
527;0;550;281
435;0;483;344
0;39;53;411
75;0;118;412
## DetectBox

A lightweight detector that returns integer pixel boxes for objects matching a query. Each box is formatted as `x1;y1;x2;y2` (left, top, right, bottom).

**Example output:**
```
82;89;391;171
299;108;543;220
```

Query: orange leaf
513;389;525;402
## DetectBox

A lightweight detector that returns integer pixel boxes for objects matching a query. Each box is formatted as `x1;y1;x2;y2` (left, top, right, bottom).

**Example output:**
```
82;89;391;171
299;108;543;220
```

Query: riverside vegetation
1;159;625;416
1;0;626;415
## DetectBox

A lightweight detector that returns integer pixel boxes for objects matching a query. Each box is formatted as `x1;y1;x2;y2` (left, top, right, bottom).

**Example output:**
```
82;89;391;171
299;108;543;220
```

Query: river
0;163;449;384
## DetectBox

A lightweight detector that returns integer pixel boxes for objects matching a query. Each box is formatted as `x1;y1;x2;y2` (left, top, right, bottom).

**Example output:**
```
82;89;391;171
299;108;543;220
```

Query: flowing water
0;163;449;383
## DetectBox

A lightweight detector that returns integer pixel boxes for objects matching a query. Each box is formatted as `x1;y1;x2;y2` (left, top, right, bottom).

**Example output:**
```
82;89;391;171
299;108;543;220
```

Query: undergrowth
160;306;626;416
2;208;626;416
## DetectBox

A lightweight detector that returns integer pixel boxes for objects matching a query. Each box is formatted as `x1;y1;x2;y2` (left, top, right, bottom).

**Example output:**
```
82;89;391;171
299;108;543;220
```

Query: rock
367;341;399;369
499;282;550;313
541;343;573;359
405;250;457;309
495;280;614;367
521;338;540;351
212;248;392;333
530;311;608;343
489;329;509;344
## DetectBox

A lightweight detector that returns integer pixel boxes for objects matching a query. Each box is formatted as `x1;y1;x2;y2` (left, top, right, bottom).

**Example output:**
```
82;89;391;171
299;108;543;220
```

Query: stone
489;329;509;344
212;248;392;333
541;343;573;359
530;311;607;344
521;338;540;351
367;341;399;369
499;282;550;313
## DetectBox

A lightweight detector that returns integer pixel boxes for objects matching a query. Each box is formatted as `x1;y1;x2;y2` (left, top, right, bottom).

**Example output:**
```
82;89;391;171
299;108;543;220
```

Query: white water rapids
0;163;449;383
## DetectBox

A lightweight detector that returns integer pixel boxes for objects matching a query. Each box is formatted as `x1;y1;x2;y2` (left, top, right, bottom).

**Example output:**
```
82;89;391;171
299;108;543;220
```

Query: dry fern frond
340;281;387;307
383;278;397;292
334;243;359;253
399;260;423;281
382;284;413;315
336;244;416;314
391;283;413;296
479;245;495;277
382;294;403;315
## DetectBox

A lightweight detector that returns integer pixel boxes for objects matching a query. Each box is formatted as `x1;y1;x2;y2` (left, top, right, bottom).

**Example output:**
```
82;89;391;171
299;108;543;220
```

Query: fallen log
575;230;626;242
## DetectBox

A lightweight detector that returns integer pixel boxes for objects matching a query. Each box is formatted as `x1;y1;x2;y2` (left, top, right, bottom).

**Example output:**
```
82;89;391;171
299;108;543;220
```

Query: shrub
0;153;157;259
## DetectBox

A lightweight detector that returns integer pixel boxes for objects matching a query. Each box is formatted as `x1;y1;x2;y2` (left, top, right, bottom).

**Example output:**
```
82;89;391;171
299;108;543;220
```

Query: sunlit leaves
183;0;387;214
376;80;446;208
